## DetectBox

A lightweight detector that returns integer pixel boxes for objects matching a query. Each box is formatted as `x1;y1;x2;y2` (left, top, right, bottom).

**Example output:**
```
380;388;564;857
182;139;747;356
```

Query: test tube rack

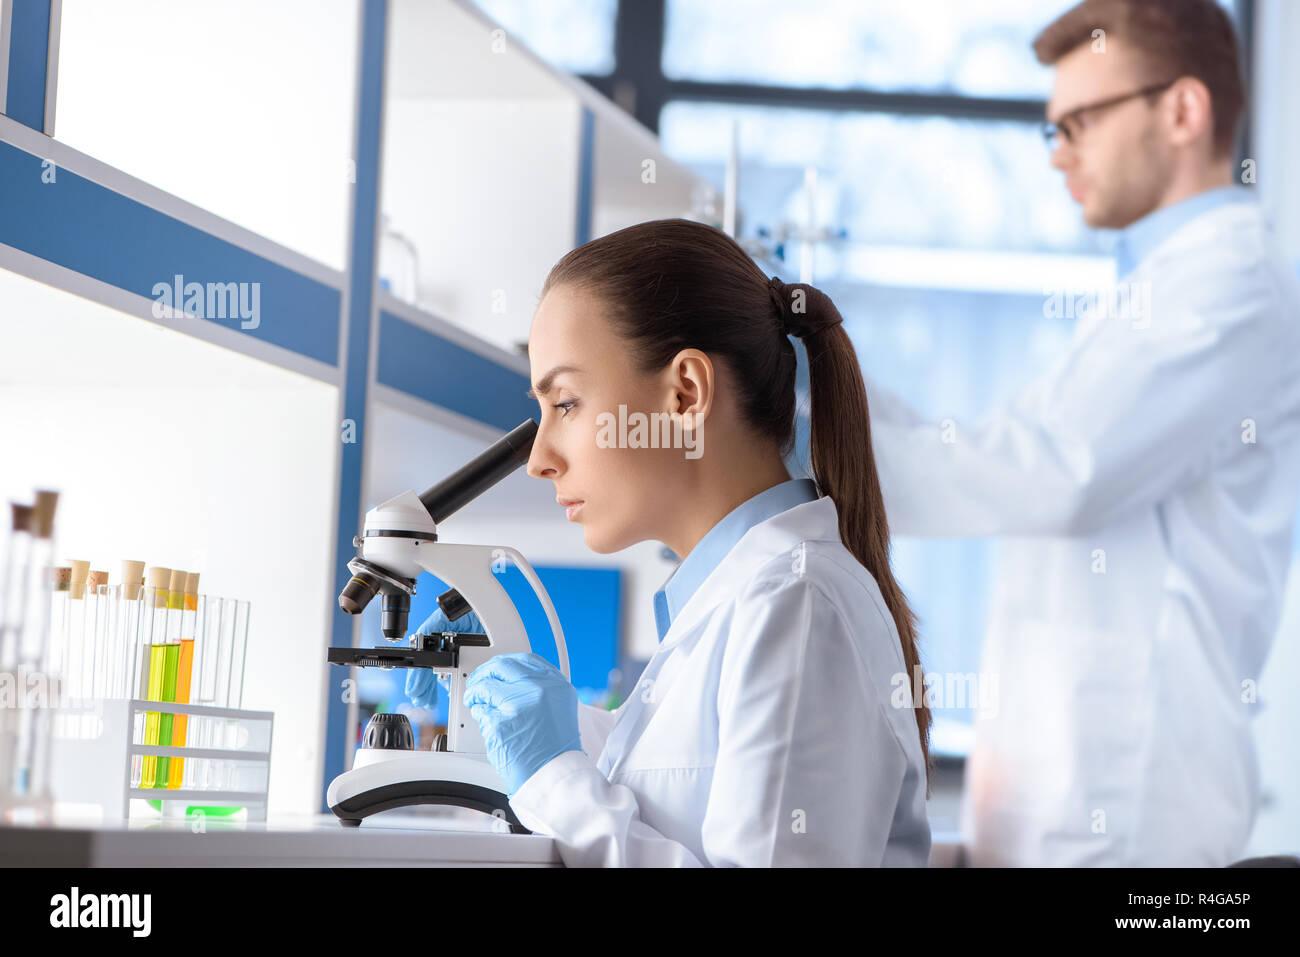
48;697;273;821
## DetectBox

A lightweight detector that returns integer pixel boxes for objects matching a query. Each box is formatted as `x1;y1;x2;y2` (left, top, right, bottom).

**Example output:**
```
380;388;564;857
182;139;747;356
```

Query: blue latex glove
464;652;582;797
403;607;483;708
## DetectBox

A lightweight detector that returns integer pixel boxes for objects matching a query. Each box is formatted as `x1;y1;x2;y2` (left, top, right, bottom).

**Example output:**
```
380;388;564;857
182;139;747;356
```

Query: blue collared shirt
652;477;820;642
1113;186;1252;277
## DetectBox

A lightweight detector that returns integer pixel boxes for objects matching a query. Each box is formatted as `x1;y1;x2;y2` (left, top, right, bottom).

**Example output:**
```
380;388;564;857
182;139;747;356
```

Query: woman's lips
565;502;584;521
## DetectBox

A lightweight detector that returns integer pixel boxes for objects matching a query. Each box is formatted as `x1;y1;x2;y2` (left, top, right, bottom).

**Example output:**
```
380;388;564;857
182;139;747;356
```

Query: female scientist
407;218;932;866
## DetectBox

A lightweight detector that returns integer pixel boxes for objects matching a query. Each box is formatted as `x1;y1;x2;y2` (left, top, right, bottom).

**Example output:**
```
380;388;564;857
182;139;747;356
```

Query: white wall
381;98;581;354
0;270;338;818
55;0;359;271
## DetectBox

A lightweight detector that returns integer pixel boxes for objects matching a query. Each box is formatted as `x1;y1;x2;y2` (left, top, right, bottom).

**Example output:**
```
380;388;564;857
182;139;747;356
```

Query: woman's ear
663;348;714;432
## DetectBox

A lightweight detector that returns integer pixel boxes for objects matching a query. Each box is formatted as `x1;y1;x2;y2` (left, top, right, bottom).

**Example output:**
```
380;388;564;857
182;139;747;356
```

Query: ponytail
772;280;933;792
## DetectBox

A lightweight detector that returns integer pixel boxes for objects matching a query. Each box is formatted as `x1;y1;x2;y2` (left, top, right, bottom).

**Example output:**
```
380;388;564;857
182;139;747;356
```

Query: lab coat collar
654;478;820;641
1113;185;1252;278
656;493;842;650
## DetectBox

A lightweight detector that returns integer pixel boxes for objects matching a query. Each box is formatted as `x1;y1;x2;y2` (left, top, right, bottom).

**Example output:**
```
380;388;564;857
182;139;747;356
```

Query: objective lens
380;590;411;642
339;573;380;615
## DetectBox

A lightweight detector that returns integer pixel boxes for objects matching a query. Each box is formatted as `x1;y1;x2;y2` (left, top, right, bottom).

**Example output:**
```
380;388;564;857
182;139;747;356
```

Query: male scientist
865;0;1300;865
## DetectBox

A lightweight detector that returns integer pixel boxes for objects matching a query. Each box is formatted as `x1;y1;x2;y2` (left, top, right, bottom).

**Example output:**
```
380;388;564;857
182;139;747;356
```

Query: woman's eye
553;401;576;418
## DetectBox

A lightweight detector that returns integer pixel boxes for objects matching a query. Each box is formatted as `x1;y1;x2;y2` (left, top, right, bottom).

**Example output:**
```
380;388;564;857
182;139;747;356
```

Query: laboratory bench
0;806;561;867
0;811;962;866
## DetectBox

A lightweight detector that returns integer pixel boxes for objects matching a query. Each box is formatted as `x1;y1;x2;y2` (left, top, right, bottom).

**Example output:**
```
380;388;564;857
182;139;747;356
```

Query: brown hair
542;218;932;789
1033;0;1245;158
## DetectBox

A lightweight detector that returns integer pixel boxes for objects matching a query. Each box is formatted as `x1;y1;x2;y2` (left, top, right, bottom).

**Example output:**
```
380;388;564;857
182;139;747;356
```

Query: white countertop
0;806;561;867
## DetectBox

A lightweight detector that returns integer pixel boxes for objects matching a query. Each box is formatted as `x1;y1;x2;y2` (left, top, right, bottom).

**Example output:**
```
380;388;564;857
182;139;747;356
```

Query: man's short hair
1032;0;1245;158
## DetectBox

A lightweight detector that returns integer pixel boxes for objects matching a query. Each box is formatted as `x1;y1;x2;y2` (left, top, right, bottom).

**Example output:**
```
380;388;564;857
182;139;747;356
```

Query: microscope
326;418;568;833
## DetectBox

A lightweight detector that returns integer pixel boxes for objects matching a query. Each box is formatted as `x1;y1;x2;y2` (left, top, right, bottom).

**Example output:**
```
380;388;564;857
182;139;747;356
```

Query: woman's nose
526;436;559;479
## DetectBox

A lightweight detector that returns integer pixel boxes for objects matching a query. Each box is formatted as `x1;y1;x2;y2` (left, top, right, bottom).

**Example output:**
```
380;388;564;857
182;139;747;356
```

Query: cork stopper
11;503;33;533
32;490;59;539
145;566;171;607
184;572;200;596
87;569;109;594
68;560;91;599
48;566;72;591
167;569;188;610
120;560;145;600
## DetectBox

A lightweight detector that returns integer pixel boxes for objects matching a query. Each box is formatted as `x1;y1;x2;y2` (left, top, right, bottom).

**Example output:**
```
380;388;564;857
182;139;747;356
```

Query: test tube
197;595;227;707
44;567;72;694
190;597;211;788
0;504;35;671
166;573;200;789
126;583;158;789
196;596;232;789
221;599;250;789
138;569;170;789
17;491;59;668
0;508;36;807
111;561;145;699
65;560;90;704
147;569;187;788
11;491;58;814
226;600;250;710
87;570;110;700
181;592;206;790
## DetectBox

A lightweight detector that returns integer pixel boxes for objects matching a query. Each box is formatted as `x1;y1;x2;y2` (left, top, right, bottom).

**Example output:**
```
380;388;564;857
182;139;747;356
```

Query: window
663;0;1072;97
659;102;1091;254
469;0;619;75
639;0;1248;754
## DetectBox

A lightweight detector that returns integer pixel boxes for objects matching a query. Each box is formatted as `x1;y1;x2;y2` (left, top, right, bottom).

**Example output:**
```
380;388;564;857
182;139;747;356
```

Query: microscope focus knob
360;712;414;750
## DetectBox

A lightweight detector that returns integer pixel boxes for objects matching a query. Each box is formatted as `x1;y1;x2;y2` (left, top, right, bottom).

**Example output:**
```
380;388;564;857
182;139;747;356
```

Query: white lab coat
508;495;932;866
866;200;1300;865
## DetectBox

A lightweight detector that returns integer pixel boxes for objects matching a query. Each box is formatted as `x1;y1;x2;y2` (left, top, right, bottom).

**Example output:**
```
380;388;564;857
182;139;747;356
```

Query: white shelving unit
381;0;701;354
1;0;721;816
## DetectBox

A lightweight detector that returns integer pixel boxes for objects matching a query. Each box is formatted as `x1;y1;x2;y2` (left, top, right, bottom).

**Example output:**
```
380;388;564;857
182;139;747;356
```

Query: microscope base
326;749;529;834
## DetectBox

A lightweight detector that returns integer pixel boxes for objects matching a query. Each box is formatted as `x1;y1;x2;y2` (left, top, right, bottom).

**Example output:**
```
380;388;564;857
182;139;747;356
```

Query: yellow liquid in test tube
153;572;188;789
141;642;168;788
168;579;200;789
167;638;195;788
154;641;180;787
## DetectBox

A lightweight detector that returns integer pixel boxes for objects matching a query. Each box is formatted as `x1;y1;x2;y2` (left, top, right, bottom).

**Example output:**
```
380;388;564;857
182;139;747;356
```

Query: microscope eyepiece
417;419;537;524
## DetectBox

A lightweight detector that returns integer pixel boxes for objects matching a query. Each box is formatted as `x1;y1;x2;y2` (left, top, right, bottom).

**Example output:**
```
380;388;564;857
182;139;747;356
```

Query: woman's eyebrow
526;364;583;400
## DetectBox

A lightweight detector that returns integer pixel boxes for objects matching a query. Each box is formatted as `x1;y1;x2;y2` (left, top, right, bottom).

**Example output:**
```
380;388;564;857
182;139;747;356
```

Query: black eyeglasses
1041;80;1176;149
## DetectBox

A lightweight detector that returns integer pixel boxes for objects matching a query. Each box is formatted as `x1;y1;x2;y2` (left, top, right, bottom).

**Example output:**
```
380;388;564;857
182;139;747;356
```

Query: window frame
578;0;1255;168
